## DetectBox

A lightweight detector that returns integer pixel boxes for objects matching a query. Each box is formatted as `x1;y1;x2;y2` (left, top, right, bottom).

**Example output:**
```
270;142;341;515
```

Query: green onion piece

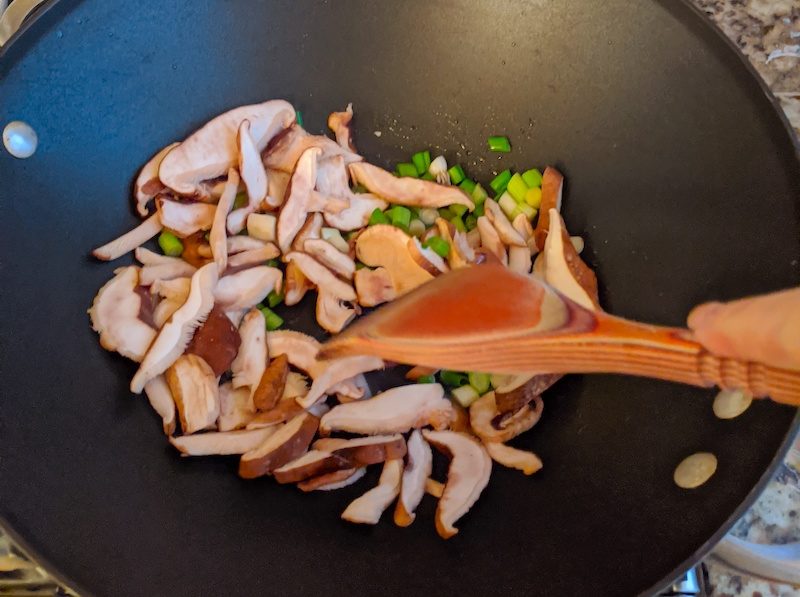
417;374;436;384
450;215;466;233
490;169;512;195
497;191;518;219
515;203;537;220
396;162;418;178
507;172;529;203
451;385;480;408
487;135;511;153
389;205;412;231
525;186;543;209
418;208;438;226
368;208;390;226
458;178;477;195
259;306;284;331
158;231;183;257
440;370;468;387
265;258;280;268
450;204;468;217
408;219;426;237
468;372;491;395
267;290;284;308
438;206;455;220
474;202;485;217
295;110;304;127
233;192;249;210
411;150;431;176
424;235;450;258
355;261;367;270
521;168;543;188
472;183;488;205
465;214;478;231
420;171;435;181
447;164;466;185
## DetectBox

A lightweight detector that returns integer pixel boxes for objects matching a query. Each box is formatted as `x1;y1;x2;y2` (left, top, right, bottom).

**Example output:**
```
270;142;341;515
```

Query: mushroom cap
341;459;403;525
277;147;322;253
484;442;543;476
134;142;179;217
304;238;356;280
316;290;358;334
533;166;564;251
214;266;283;312
217;382;256;432
263;123;361;174
394;429;433;527
284;252;356;301
230;309;267;392
238;411;320;478
156;198;216;238
297;467;366;492
298;354;383;409
353;266;397;307
355;225;433;296
170;427;276;456
542;208;599;310
469;391;544;443
165;354;220;434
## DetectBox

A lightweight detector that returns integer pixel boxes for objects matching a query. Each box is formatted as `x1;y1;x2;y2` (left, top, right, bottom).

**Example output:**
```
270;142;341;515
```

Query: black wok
1;1;799;595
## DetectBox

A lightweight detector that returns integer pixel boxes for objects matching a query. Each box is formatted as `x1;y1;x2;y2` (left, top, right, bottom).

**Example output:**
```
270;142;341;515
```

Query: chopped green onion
472;183;488;205
465;214;478;231
423;235;450;258
521;168;543;188
487;135;511;153
438;207;455;220
388;205;412;231
267;290;284;308
524;186;543;209
418;207;438;226
355;261;367;270
447;164;466;185
368;208;389;226
411;150;432;176
507;173;529;203
490;169;512;195
458;178;477;195
497;191;518;219
450;215;466;233
451;385;480;408
408;219;426;237
417;374;436;384
468;372;491;395
440;370;468;387
352;183;368;194
296;110;304;127
265;258;280;268
473;202;485;217
233;192;249;210
396;162;418;178
259;306;284;331
158;231;183;257
321;227;350;253
515;203;538;221
420;171;435;181
450;204;468;217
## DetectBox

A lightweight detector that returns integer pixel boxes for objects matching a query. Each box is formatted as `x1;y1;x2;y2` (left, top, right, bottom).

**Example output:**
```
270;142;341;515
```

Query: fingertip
687;301;723;331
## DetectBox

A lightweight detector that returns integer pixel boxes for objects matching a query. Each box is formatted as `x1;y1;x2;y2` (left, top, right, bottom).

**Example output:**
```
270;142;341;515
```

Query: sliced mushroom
143;374;176;435
394;429;433;527
89;266;157;361
349;162;474;209
426;478;445;499
238;411;320;478
355;225;433;295
449;402;471;434
262;123;361;174
513;213;537;251
150;277;191;328
341;459;403;524
484;442;542;475
494;374;560;416
292;212;323;252
332;372;370;403
92;213;163;261
298;355;383;409
156;198;216;238
273;450;351;484
423;430;492;539
227;245;280;270
484;199;526;247
214;266;283;312
227;235;269;254
469;391;543;443
265;168;291;209
304;238;356;279
298;467;366;492
246;395;304;429
231;309;267;392
170;426;276;456
226;120;269;234
159;99;295;195
140;260;197;287
542;209;599;310
283;371;309;399
320;384;453;435
328;103;356;152
433;218;470;269
185;304;241;376
134;142;180;217
408;236;449;275
533;166;564;251
405;365;439;381
353;266;397;308
316;156;388;231
253;354;289;411
477;215;507;266
316;291;357;334
217;382;256;432
165;354;220;434
313;434;407;466
130;263;218;393
209;169;239;273
277;147;321;253
284;260;311;306
508;213;534;274
284;252;356;301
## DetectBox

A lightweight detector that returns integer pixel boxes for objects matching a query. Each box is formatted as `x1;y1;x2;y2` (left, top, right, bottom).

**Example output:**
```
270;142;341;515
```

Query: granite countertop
691;2;800;595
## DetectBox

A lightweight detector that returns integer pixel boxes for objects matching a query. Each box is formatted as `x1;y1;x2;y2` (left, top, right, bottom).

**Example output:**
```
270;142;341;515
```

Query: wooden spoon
320;264;800;406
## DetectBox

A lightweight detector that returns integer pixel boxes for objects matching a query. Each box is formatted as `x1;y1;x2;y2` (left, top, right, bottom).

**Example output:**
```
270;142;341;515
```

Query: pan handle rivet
3;120;38;159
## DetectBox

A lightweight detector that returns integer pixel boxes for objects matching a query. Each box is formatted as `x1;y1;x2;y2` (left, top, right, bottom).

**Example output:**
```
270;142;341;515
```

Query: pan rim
1;1;798;596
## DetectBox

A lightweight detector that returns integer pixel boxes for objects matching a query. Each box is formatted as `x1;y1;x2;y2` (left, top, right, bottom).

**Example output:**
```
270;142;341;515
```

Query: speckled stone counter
691;2;799;595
